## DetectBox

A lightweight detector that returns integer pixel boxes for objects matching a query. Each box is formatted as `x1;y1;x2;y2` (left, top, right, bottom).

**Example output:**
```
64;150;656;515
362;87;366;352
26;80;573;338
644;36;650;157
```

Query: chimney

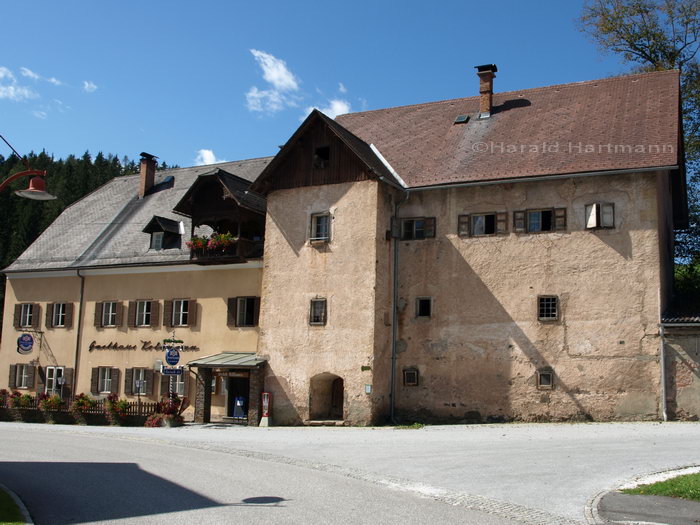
474;64;497;118
139;152;158;198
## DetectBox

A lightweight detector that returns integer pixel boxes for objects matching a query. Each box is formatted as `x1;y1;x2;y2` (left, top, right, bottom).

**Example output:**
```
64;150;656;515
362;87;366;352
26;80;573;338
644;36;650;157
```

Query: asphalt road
1;421;699;524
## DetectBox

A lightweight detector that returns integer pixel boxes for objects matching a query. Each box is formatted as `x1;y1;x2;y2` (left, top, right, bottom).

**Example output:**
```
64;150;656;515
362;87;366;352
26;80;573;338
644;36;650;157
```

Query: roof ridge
338;69;680;118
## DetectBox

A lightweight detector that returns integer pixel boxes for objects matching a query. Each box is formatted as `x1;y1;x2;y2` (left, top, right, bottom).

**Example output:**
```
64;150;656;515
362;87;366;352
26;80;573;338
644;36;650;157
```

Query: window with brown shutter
127;302;137;328
514;208;567;233
513;211;526;232
150;301;161;328
227;298;237;327
234;297;260;327
8;364;17;389
64;303;74;329
124;368;134;395
163;300;174;327
459;212;508;237
187;300;197;327
15;303;38;329
94;303;103;327
46;304;53;328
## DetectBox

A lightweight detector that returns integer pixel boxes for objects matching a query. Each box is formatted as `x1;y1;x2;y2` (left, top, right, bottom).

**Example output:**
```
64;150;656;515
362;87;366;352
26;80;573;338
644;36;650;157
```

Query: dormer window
143;216;182;251
150;232;164;250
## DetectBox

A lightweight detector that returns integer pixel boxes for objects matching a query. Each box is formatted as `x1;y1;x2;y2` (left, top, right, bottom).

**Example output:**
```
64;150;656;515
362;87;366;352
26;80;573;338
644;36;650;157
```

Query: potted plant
105;393;130;425
70;393;96;425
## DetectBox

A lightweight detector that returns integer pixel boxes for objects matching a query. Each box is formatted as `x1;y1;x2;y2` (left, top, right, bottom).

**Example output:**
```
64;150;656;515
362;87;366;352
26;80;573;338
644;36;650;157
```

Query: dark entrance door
330;377;344;419
227;376;250;420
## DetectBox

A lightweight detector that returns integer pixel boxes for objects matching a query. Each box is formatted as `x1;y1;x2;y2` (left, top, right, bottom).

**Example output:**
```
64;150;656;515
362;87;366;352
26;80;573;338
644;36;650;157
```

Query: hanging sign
17;334;34;355
161;366;183;376
165;346;181;366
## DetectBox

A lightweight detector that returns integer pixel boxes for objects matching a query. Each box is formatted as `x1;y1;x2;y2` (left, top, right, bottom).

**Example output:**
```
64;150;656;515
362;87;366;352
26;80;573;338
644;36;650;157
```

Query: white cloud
0;67;38;101
32;110;47;119
20;67;40;80
83;80;97;93
338;82;347;94
47;77;62;86
304;99;351;120
194;149;227;166
246;49;300;114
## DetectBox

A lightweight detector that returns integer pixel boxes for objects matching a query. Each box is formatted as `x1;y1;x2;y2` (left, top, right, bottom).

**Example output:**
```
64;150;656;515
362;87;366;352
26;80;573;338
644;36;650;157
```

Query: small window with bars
309;298;327;326
403;368;419;387
537;296;559;322
537;368;554;390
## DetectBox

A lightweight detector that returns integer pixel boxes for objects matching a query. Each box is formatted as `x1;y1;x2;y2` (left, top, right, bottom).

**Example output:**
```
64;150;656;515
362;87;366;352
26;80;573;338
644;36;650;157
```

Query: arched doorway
309;373;344;420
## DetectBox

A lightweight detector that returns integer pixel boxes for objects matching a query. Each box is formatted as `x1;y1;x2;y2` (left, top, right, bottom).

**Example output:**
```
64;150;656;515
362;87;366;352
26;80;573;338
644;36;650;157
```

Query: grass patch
395;422;425;430
622;472;700;502
0;487;24;524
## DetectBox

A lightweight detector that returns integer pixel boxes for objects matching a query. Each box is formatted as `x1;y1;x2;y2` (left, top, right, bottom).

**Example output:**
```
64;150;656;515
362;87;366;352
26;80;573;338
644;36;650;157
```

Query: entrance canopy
187;352;266;368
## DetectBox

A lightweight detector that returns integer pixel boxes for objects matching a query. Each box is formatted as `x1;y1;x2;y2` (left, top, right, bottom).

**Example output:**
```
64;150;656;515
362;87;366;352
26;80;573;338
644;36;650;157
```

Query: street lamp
0;134;56;200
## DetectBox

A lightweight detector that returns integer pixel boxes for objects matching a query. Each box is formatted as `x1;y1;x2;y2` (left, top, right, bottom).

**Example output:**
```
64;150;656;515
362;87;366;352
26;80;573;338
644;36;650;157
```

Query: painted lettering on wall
87;340;200;352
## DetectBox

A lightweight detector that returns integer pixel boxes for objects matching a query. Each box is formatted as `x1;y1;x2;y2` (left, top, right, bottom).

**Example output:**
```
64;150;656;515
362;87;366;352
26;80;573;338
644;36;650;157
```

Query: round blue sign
17;334;34;354
165;346;180;366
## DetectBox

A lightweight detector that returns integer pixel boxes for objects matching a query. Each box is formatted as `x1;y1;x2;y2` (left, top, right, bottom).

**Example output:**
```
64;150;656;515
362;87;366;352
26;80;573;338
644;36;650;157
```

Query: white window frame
136;300;152;327
236;297;256;327
102;302;117;327
310;212;331;242
19;304;33;328
585;202;615;229
150;231;164;250
133;368;147;395
98;367;112;394
170;374;185;396
45;366;65;395
173;300;189;327
15;364;29;389
52;303;67;328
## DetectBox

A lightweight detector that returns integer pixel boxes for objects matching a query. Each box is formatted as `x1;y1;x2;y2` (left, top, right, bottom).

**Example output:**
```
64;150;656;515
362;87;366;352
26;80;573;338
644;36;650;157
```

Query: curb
0;482;33;524
584;464;700;524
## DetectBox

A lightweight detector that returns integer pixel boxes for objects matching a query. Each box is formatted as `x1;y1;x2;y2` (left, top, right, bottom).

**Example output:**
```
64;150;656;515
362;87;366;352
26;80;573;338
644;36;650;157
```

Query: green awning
187;352;266;368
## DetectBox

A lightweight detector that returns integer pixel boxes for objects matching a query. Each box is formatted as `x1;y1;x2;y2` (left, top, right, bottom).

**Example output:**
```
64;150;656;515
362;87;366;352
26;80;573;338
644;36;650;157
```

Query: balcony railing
189;239;263;264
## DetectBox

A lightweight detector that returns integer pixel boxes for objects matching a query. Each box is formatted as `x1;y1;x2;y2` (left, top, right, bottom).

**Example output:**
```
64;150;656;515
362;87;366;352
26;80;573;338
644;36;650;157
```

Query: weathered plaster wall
665;331;700;420
258;180;384;425
1;266;262;420
395;172;664;422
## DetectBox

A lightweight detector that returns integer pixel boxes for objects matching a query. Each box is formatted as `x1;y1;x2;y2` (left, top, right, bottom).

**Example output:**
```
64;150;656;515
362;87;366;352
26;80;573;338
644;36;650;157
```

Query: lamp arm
0;169;47;193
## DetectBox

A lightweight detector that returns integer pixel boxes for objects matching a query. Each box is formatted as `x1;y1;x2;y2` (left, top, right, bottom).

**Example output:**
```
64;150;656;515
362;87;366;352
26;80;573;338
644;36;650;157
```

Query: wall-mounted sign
165;347;180;366
87;340;200;352
17;334;34;355
161;366;183;376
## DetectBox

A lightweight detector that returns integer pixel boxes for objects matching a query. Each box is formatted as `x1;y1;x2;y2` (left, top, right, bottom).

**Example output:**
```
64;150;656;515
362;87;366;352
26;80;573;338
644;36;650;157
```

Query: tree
580;0;700;259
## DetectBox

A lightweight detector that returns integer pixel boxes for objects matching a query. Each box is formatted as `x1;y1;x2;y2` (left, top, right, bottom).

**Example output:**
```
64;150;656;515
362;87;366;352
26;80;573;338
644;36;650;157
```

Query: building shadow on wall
263;371;302;425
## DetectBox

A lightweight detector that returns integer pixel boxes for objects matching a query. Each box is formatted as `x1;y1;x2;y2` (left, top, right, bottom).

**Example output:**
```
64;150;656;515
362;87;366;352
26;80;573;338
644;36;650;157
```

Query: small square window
403;369;419;387
310;213;331;242
309;298;327;326
537;369;554;390
150;231;164;250
585;202;615;229
401;217;436;240
472;214;496;235
416;297;432;318
313;146;330;169
528;210;553;232
538;296;559;321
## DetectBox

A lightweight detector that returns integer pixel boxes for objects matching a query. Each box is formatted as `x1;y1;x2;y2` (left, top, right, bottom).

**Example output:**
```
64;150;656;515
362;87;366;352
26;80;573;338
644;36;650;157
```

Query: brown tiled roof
336;70;681;188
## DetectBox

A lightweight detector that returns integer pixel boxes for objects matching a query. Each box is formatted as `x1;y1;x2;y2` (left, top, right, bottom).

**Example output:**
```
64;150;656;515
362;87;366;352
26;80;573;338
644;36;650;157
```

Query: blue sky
1;1;626;168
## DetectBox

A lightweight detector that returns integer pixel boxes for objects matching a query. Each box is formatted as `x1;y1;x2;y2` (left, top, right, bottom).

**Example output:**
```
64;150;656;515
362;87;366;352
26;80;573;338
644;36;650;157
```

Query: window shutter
115;302;124;327
424;217;436;238
160;374;169;396
150;301;161;328
601;203;615;228
27;366;36;389
9;365;17;389
585;203;598;229
65;303;74;329
182;370;189;396
110;368;120;394
124;368;133;395
13;304;21;329
513;211;526;232
554;208;567;231
90;368;99;395
46;304;54;328
163;300;173;328
145;369;154;396
94;303;103;327
31;304;41;328
322;300;328;325
227;298;237;327
458;215;470;237
496;212;508;234
253;297;261;326
63;368;74;399
187;300;198;327
127;302;137;328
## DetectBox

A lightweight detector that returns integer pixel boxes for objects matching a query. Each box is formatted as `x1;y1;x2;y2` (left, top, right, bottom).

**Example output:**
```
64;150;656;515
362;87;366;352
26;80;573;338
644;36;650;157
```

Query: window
170;374;185;396
52;303;67;328
416;297;432;318
98;367;112;393
45;366;65;395
403;369;419;387
538;296;559;321
15;364;30;389
458;213;507;237
401;217;436;240
102;302;118;327
310;213;331;242
309;298;327;325
537;368;554;390
585;202;615;229
133;368;147;395
173;300;189;326
150;231;164;250
236;297;259;327
514;208;566;233
313;146;330;169
136;301;152;327
20;304;33;328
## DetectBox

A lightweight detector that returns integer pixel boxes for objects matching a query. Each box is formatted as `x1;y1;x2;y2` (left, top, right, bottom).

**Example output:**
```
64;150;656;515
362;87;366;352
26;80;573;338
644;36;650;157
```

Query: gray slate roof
187;352;266;368
4;157;272;273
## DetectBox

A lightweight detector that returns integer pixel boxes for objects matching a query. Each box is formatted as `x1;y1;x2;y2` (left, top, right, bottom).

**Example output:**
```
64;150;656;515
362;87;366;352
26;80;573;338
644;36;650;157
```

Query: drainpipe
72;269;86;397
389;189;410;423
659;324;668;422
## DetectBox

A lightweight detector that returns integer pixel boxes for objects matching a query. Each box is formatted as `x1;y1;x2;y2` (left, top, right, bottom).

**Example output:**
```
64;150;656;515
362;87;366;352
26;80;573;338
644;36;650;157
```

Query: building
2;66;697;425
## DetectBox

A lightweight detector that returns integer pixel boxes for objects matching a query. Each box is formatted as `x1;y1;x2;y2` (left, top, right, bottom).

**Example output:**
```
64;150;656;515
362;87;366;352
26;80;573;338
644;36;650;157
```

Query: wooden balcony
189;239;263;265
